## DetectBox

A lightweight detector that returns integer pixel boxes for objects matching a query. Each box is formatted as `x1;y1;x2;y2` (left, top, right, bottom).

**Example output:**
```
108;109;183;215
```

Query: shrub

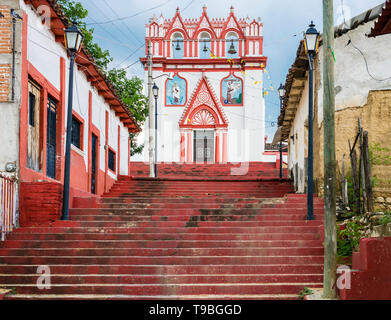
337;220;365;257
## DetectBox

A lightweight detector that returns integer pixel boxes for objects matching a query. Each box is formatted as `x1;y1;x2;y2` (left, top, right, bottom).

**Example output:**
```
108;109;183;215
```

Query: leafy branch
58;0;147;155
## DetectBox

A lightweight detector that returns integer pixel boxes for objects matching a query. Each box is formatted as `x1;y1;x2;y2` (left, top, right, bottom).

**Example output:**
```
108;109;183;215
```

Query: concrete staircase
0;164;324;300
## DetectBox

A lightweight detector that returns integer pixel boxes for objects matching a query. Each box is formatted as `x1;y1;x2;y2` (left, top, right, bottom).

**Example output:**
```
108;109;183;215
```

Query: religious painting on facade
166;74;187;106
221;74;243;106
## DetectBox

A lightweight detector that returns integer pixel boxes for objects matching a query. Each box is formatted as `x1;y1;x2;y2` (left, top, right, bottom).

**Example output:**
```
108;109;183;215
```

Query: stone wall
313;90;391;205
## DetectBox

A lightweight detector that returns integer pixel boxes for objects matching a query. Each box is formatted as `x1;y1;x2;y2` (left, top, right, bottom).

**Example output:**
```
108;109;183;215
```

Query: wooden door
27;81;41;172
91;134;97;194
46;97;57;179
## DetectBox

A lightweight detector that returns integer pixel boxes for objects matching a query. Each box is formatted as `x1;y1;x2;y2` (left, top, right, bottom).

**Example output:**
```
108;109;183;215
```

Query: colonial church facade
135;6;267;163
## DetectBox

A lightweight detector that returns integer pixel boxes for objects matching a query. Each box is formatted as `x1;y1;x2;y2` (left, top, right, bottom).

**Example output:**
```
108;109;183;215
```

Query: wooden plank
363;131;374;212
358;120;366;214
349;140;361;215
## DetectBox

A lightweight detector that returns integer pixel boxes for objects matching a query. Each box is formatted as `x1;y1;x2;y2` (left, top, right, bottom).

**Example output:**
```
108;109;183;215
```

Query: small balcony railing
0;174;18;241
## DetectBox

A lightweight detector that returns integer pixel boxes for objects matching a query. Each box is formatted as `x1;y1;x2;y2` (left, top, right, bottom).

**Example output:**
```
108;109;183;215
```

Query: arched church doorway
194;130;214;163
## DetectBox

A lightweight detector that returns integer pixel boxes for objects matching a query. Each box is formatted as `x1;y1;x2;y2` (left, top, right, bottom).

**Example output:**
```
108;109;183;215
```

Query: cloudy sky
78;0;385;140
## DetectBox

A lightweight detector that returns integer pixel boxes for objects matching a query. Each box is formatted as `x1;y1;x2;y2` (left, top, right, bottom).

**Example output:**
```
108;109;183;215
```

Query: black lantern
278;83;286;99
64;23;84;52
152;83;159;178
228;39;237;55
62;22;84;221
152;83;159;99
304;21;320;56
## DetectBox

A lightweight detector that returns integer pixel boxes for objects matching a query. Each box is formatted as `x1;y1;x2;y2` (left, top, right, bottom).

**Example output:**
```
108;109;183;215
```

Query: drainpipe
11;13;16;101
10;9;22;102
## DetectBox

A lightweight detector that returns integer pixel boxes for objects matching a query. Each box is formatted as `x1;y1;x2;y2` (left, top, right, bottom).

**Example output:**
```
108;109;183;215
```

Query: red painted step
0;165;324;300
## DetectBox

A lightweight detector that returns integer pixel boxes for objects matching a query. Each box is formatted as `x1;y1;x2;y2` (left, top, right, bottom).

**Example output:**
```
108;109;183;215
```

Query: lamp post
304;21;320;221
278;83;286;179
62;23;84;220
152;83;159;178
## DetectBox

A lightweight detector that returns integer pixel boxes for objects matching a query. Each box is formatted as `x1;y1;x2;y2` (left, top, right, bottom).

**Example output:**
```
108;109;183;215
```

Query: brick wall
19;181;63;227
0;64;11;101
0;5;12;102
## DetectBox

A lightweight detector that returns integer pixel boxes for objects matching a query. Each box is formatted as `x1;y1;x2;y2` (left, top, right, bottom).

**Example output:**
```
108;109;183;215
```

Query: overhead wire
340;0;391;82
101;0;144;45
86;0;174;25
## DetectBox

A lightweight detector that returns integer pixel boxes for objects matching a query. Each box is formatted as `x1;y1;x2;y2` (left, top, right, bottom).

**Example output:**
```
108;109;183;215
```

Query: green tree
107;69;148;123
58;0;148;155
58;0;112;71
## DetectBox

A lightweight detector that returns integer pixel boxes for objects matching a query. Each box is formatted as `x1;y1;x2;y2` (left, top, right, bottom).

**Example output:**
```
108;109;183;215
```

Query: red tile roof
369;0;391;37
24;0;140;132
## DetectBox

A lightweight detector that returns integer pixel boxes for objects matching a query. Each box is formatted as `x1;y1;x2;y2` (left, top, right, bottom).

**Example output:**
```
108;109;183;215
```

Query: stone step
2;239;323;249
0;282;323;296
0;264;324;275
0;247;324;257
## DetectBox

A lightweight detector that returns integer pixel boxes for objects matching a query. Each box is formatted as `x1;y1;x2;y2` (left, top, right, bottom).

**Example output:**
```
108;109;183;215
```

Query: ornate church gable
166;8;190;38
179;77;228;128
193;6;217;38
221;10;245;38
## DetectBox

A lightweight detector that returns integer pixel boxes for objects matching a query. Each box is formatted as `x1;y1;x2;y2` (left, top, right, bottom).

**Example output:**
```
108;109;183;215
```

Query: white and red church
135;6;268;163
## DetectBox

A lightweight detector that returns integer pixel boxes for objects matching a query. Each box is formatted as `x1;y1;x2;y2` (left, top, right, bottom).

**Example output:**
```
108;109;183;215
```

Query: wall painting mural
221;74;243;106
166;74;187;106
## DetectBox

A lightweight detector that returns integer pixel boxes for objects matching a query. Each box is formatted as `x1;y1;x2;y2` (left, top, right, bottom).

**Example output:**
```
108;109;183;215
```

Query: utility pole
322;0;337;299
147;40;155;178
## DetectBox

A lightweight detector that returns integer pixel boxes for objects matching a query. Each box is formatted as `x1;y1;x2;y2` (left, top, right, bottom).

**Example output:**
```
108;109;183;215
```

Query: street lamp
62;22;84;220
304;21;320;221
278;83;286;179
152;83;159;178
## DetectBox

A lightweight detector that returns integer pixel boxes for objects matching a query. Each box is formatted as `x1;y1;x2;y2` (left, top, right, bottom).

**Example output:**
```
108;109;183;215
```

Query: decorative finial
203;5;207;13
176;7;180;13
230;5;234;14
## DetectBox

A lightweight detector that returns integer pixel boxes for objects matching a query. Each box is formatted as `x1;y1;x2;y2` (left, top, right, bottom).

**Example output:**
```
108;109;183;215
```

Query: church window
172;32;184;59
199;32;212;59
226;31;239;58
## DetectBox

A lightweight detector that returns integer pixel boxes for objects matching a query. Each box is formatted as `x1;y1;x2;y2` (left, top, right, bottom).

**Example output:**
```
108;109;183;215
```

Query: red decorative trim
26;0;139;132
165;9;190;39
41;88;48;176
220;72;244;107
19;12;28;174
180;132;185;162
222;132;228;163
27;62;60;101
91;124;101;194
128;136;131;176
104;110;108;192
193;12;217;39
107;146;117;175
140;56;268;70
87;91;92;192
215;132;220;163
186;131;192;163
167;28;188;40
220;14;245;39
117;125;121;175
188;105;219;126
57;57;66;183
179;77;228;129
25;64;61;178
164;73;188;107
71;109;85;151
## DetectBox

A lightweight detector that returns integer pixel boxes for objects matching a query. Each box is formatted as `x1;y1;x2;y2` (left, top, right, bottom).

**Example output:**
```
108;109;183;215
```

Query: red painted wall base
19;181;100;227
339;237;391;300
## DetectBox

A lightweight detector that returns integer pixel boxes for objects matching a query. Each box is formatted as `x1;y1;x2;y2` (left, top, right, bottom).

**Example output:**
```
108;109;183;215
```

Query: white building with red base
135;6;267;163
